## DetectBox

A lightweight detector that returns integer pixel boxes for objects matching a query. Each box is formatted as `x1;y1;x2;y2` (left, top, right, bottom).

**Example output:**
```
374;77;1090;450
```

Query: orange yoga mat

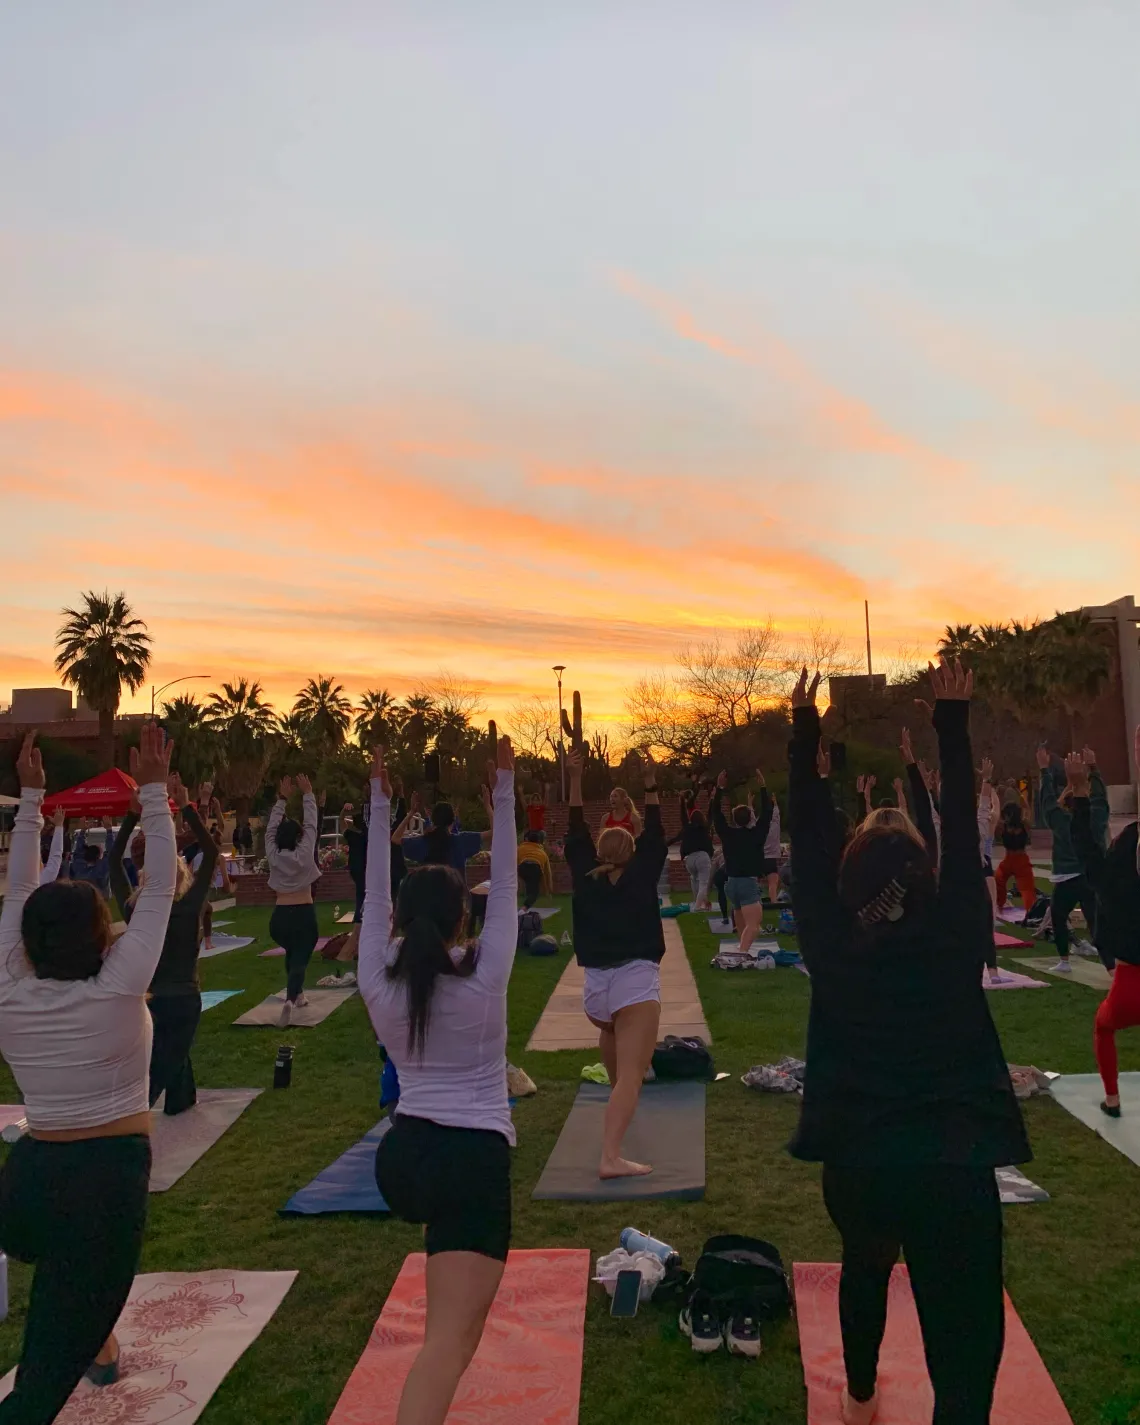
794;1263;1072;1425
328;1248;590;1425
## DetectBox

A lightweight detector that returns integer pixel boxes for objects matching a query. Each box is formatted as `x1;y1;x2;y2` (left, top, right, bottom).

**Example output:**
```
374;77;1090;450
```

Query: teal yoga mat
1050;1072;1140;1168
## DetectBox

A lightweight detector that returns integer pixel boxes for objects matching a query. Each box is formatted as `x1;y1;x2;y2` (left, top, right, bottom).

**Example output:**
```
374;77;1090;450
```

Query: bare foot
599;1157;654;1179
94;1334;119;1367
840;1387;877;1425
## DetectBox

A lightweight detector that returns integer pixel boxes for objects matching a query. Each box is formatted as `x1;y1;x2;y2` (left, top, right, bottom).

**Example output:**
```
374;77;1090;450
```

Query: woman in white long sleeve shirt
359;738;517;1425
0;726;177;1422
264;773;320;1026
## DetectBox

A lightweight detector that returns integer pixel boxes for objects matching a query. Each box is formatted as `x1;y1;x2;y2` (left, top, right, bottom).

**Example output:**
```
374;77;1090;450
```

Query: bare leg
395;1251;505;1425
767;872;780;905
738;902;765;957
599;999;660;1179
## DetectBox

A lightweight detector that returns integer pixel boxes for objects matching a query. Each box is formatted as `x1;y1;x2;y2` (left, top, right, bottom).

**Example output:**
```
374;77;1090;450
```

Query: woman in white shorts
564;748;666;1180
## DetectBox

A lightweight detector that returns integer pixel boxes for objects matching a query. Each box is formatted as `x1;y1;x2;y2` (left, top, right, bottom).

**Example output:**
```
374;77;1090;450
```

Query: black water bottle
273;1044;294;1088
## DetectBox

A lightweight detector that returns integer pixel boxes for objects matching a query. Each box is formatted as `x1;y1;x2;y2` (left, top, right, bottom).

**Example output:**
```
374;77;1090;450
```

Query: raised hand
716;768;728;789
566;748;584;778
1081;745;1097;767
296;774;313;796
410;789;422;814
1035;744;1050;770
900;727;914;765
52;806;66;829
131;722;174;788
1064;751;1090;797
866;773;877;793
497;733;515;772
918;759;934;791
817;742;831;778
856;774;866;794
753;767;766;788
102;815;114;831
16;732;45;790
481;781;493;815
168;773;189;810
928;655;972;702
893;776;905;801
979;756;993;782
643;750;657;782
369;748;392;798
792;666;821;709
278;775;293;800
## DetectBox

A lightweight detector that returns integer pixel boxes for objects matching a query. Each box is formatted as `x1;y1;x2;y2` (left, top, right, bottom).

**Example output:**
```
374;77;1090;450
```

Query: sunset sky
4;5;1140;727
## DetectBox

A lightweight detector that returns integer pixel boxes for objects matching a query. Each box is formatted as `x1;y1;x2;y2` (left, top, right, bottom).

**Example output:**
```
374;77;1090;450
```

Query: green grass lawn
1;898;1138;1423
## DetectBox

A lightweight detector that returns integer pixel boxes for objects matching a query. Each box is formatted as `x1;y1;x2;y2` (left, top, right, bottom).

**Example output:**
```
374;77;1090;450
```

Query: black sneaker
724;1309;762;1358
679;1291;722;1354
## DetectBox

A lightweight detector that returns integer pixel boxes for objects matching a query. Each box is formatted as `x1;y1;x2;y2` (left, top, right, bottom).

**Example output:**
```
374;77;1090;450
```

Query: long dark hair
275;817;302;851
386;863;477;1055
19;882;111;981
1000;802;1024;830
838;825;937;937
421;802;456;866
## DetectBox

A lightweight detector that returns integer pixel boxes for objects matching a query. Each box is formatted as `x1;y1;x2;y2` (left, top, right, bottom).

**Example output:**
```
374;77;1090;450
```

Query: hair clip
857;877;907;928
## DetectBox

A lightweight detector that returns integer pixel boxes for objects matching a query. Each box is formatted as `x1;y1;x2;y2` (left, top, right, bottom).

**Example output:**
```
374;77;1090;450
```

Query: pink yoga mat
794;1262;1072;1424
983;970;1047;989
995;932;1028;948
328;1248;589;1425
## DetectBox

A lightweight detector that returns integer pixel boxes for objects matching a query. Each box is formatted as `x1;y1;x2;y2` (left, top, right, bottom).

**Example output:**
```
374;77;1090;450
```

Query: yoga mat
527;917;709;1051
233;987;358;1027
708;917;736;935
149;1088;263;1192
996;1165;1050;1203
211;895;236;910
533;1081;705;1201
200;989;243;1011
0;1270;296;1421
199;934;255;958
260;935;330;959
328;1248;588;1425
0;1106;26;1134
984;970;1047;990
1000;907;1027;923
793;1262;1072;1424
337;911;355;922
521;905;560;920
1013;956;1114;990
280;1119;392;1215
995;932;1029;948
210;919;233;929
1050;1072;1140;1168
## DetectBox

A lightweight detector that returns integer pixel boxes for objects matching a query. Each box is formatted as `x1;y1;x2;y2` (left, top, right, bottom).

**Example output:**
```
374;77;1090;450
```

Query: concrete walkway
525;913;710;1052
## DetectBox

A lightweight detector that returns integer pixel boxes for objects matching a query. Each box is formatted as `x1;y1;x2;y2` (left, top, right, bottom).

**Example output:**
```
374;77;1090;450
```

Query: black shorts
375;1114;512;1261
982;857;994;878
762;858;780;876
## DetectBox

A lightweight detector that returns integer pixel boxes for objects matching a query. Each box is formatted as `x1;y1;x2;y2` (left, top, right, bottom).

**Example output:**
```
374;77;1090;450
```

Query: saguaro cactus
560;690;584;753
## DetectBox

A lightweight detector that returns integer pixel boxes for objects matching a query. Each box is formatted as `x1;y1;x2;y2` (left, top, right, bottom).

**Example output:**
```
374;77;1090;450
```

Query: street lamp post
151;674;211;716
552;665;566;803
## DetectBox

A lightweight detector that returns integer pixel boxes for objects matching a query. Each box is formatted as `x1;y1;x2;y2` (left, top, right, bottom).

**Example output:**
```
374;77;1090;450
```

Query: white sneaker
1053;959;1073;974
278;1000;293;1027
1072;939;1098;958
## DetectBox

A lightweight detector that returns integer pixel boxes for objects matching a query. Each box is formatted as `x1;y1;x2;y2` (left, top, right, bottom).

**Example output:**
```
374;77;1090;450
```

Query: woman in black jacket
564;747;666;1180
110;775;218;1115
671;792;715;910
788;661;1029;1425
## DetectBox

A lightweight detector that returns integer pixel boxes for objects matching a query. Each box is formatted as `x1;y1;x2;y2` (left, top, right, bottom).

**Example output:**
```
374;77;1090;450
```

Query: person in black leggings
266;774;321;1026
788;662;1028;1425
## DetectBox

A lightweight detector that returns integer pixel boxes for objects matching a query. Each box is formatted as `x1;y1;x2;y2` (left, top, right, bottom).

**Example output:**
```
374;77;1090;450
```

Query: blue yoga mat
280;1119;392;1216
200;989;242;1011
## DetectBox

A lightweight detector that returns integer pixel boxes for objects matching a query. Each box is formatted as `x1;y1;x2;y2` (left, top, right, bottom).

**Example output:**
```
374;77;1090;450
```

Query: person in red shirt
518;789;547;840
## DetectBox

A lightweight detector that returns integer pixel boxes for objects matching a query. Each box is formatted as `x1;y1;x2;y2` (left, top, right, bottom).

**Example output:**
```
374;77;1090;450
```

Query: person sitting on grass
517;830;553;908
565;746;665;1180
787;661;1029;1425
360;739;517;1425
1066;737;1139;1120
711;768;773;959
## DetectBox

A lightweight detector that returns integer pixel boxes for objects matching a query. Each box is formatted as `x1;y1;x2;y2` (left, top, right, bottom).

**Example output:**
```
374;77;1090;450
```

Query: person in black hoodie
1067;738;1140;1118
788;661;1029;1425
671;792;715;910
342;804;369;923
711;770;773;957
564;746;666;1180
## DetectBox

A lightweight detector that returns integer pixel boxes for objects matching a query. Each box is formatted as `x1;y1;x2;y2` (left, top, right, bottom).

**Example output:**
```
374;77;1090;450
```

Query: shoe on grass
1072;939;1098;957
679;1291;722;1354
724;1309;762;1358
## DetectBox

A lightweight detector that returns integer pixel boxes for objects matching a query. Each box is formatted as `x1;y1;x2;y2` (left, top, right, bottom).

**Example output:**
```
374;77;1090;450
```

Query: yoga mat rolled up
793;1262;1072;1423
533;1081;705;1201
280;1119;391;1215
328;1249;588;1425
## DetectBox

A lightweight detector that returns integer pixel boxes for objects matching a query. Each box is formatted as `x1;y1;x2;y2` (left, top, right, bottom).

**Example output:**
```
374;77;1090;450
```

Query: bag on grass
651;1035;714;1080
516;908;543;951
527;933;559;957
689;1234;791;1320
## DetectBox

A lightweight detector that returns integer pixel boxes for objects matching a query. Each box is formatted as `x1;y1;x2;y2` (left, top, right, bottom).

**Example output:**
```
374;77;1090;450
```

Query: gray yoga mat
532;1080;705;1202
995;1165;1049;1203
1050;1072;1140;1168
233;988;358;1027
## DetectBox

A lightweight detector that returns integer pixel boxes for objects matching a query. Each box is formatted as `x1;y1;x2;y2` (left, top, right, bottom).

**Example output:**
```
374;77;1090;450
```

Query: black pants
519;861;542;908
822;1163;1004;1424
1050;875;1106;964
269;903;320;1001
713;865;729;920
0;1134;151;1424
148;993;202;1114
351;871;365;923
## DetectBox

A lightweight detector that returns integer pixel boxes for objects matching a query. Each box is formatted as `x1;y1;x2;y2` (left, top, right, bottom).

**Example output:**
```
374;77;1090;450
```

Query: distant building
826;673;887;711
1077;594;1140;808
0;687;145;771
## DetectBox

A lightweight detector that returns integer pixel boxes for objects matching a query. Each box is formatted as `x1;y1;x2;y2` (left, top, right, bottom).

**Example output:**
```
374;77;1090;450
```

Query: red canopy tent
41;768;140;819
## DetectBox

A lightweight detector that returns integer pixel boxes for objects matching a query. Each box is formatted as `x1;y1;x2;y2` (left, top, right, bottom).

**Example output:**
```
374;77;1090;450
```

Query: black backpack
689;1234;791;1320
651;1035;714;1080
516;909;543;951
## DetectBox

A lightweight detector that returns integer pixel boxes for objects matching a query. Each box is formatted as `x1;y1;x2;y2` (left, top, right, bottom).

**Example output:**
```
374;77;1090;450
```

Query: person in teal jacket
1038;746;1109;970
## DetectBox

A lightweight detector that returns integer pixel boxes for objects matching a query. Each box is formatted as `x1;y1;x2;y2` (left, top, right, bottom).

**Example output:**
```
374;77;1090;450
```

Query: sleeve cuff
20;788;45;806
138;783;169;809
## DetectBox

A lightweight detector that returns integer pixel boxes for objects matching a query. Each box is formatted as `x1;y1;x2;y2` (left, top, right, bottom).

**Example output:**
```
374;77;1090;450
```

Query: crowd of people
0;669;1137;1423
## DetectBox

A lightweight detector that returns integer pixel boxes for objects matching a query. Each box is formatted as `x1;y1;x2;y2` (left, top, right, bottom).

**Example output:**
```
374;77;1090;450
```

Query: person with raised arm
359;739;517;1425
565;746;666;1179
671;790;715;911
265;773;321;1027
710;768;773;958
38;806;66;886
600;784;642;839
787;663;1028;1425
109;774;219;1114
1065;737;1140;1118
0;725;177;1418
1039;744;1109;971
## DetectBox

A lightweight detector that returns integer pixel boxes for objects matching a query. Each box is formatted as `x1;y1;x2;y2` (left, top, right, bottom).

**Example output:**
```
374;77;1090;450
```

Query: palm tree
293;675;353;752
355;688;400;746
1042;610;1112;743
275;709;311;754
937;624;980;662
54;591;152;769
204;679;276;820
160;693;214;790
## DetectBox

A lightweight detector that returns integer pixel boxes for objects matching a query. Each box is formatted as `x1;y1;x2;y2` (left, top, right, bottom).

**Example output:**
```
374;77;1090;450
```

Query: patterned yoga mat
0;1270;296;1421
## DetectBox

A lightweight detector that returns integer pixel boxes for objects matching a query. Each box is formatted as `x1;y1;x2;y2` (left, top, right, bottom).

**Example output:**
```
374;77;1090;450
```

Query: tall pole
864;600;872;676
151;673;211;716
553;665;566;803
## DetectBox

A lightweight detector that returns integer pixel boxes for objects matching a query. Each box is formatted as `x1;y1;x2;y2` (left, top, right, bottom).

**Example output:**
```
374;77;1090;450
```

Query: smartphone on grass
610;1269;642;1318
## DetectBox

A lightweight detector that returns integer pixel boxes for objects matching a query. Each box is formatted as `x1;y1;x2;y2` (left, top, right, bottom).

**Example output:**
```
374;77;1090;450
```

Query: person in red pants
1066;742;1140;1117
994;803;1038;916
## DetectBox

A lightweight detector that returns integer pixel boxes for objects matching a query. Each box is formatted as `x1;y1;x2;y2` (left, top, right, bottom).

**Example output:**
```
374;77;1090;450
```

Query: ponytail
385;863;475;1056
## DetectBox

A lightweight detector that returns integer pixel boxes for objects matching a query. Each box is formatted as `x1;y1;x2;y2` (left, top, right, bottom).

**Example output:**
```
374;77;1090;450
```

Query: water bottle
273;1044;294;1089
620;1228;680;1268
0;1252;8;1322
